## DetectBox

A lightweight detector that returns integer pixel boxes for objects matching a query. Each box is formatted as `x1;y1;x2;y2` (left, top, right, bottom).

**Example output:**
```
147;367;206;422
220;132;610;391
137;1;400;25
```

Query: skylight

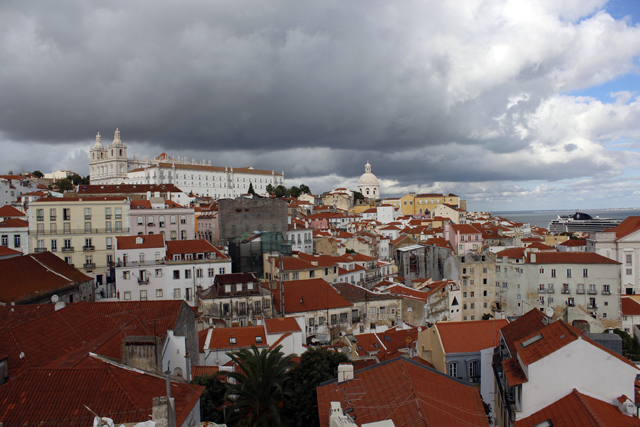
521;334;543;348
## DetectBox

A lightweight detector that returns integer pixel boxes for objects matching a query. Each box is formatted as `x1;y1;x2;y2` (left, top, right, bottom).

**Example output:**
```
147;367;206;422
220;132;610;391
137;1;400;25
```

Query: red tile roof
528;252;620;264
264;317;301;334
0;304;56;330
0;357;204;427
559;239;588;247
205;325;267;350
192;365;220;378
622;297;640;316
503;357;528;386
515;388;640;427
0;218;28;228
77;183;183;194
450;224;482;234
271;278;352;314
437;319;509;353
497;247;526;259
353;328;419;362
605;216;640;240
166;239;227;258
0;252;93;304
527;241;556;251
316;358;489;427
116;234;165;250
0;246;21;257
332;282;399;303
0;205;25;217
500;309;549;357
130;199;152;209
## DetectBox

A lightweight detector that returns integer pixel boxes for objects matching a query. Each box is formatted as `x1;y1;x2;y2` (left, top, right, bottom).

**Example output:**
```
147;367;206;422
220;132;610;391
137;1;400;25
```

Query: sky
2;0;640;212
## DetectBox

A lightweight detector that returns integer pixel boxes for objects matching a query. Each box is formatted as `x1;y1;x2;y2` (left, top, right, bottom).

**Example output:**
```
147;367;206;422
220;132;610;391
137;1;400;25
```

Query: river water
493;209;640;229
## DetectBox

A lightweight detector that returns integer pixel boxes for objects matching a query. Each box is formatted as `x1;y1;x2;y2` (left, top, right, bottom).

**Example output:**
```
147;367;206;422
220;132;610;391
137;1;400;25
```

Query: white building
89;129;285;198
287;224;313;254
0;206;29;254
356;162;381;201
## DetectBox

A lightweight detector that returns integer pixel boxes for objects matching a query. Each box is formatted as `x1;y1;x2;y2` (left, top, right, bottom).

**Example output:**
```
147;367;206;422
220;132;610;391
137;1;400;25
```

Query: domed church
357;161;381;200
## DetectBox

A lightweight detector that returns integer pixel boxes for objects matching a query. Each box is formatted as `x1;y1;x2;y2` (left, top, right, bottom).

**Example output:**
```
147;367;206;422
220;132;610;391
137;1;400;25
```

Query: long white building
90;129;285;198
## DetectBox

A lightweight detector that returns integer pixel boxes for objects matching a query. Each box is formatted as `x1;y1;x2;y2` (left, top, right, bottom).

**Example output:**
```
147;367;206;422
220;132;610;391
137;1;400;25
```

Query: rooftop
437;319;509;354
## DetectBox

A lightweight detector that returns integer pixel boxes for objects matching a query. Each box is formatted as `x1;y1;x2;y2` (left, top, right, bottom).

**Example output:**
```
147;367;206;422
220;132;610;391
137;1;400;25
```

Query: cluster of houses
2;151;640;425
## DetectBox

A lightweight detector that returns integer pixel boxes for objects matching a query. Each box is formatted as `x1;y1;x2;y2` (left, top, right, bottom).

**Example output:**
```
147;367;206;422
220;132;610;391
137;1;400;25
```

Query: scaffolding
227;232;292;278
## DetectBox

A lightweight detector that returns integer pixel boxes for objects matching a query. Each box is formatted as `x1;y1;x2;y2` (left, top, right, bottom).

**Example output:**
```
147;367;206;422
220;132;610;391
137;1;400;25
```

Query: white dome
357;161;380;187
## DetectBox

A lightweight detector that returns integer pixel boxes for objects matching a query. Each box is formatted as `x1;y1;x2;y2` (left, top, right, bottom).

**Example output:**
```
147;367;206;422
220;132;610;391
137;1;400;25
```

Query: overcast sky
2;0;640;211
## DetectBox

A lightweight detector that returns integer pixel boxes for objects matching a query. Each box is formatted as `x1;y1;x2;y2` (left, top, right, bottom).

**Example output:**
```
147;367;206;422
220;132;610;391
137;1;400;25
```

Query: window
483;267;487;273
174;288;181;298
181;230;187;240
219;267;226;275
470;291;474;297
292;272;299;280
63;208;71;220
470;268;474;274
539;296;544;305
36;209;44;221
50;208;56;221
566;269;572;278
577;284;584;294
171;216;177;224
37;223;44;234
483;290;487;296
50;239;57;251
539;284;545;291
583;269;588;278
589;284;596;294
156;289;163;297
105;207;111;219
196;268;203;278
115;208;122;219
469;361;479;382
84;208;91;220
105;221;112;232
208;268;215;277
137;216;144;225
140;290;147;301
173;270;180;279
170;231;177;240
496;266;501;272
331;314;337;325
551;269;556;278
539;267;544;274
14;235;21;248
263;300;270;309
185;269;192;279
627;268;633;275
180;215;186;224
603;284;611;294
0;235;6;246
369;307;376;315
115;221;122;232
124;291;131;300
186;288;192;301
627;254;633;265
470;303;475;309
448;363;458;378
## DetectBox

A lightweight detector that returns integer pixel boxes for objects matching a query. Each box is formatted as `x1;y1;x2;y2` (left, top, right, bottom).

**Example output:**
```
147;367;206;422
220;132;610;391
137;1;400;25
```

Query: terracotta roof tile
316;358;489;427
502;357;528;386
528;252;620;264
0;205;26;217
515;388;640;427
166;240;227;258
192;365;220;378
77;183;183;194
497;247;526;259
622;297;640;316
264;317;301;334
605;216;640;240
500;309;549;357
205;325;267;350
272;278;353;314
116;234;165;250
437;319;509;353
0;357;204;427
332;282;399;303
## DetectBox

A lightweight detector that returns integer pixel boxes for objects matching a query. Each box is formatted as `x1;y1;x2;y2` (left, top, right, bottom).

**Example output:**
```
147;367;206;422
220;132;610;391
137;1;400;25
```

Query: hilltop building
89;128;284;198
356;161;381;201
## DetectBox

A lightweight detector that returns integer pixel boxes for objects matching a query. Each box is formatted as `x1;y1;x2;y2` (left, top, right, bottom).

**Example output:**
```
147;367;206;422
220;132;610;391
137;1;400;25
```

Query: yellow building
389;193;461;216
29;196;131;287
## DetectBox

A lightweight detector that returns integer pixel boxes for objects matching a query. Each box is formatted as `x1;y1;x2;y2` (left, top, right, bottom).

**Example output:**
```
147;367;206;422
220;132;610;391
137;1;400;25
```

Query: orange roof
34;196;128;202
559;239;587;247
116;234;165;250
515;388;640;427
437;319;509;353
0;246;21;257
0;205;25;217
77;183;183;194
206;325;267;350
166;240;227;258
500;309;549;357
528;252;620;264
0;218;28;228
450;224;481;234
130;200;152;209
527;241;555;251
502;357;528;386
497;247;526;259
622;297;640;316
316;358;489;427
264;317;301;334
604;216;640;240
272;278;352;314
0;357;204;427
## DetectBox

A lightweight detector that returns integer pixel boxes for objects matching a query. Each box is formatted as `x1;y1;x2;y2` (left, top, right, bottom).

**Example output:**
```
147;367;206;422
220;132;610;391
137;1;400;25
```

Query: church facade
357;161;381;201
89;129;284;198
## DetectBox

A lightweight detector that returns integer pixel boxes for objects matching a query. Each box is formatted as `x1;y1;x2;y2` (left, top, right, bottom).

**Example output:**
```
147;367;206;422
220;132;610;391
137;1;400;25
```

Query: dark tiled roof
332;282;399;303
316;358;489;427
272;278;352;314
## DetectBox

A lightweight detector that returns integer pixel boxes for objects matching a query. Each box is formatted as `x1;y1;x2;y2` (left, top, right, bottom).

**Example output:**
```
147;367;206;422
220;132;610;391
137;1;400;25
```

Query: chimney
337;363;354;383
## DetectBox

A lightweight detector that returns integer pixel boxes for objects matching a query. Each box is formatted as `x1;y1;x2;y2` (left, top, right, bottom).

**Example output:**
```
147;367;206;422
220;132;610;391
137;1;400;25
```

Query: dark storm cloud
2;0;640;210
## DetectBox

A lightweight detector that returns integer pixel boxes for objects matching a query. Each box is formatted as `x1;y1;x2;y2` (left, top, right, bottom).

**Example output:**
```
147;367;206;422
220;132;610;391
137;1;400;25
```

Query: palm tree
223;344;296;427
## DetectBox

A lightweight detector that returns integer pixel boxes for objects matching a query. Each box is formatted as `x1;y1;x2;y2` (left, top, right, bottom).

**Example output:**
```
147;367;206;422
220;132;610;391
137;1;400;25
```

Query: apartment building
495;249;621;332
28;196;130;287
444;253;497;321
129;198;195;240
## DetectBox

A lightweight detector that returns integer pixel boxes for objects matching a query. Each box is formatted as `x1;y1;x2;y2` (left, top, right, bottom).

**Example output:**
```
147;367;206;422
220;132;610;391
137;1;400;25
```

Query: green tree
290;186;301;198
191;373;228;423
274;185;289;198
299;184;311;195
32;170;44;178
223;345;296;427
266;183;275;194
345;248;356;254
57;178;73;192
613;328;640;360
248;182;257;196
282;348;351;427
353;191;365;201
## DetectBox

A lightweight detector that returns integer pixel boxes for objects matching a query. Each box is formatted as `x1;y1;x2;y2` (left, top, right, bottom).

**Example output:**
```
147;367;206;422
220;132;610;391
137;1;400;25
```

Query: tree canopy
32;170;44;178
191;373;228;423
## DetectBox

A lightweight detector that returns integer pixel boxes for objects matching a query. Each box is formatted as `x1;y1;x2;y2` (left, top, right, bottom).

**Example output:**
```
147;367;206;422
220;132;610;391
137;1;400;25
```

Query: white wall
162;330;189;380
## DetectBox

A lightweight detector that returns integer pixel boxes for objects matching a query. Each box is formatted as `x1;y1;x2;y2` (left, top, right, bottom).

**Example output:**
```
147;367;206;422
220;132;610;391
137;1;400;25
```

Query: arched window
119;149;123;156
181;230;187;240
174;367;183;378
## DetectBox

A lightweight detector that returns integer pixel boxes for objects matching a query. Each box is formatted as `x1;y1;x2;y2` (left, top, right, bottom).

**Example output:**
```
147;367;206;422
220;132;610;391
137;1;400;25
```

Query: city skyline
2;1;640;211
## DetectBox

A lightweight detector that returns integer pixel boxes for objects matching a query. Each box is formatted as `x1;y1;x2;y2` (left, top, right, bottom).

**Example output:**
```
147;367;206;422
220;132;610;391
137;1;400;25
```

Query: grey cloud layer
1;0;640;209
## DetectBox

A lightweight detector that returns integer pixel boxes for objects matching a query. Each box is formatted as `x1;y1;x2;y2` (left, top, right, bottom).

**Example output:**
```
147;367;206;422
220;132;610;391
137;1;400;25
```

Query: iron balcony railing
29;228;129;236
83;263;96;269
62;247;74;252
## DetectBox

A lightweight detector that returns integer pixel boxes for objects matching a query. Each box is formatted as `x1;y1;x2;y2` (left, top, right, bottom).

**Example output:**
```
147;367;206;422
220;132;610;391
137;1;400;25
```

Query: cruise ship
548;212;622;234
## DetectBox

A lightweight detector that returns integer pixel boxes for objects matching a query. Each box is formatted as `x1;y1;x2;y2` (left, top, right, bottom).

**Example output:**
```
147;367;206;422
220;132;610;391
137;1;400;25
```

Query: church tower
89;132;107;183
89;128;129;184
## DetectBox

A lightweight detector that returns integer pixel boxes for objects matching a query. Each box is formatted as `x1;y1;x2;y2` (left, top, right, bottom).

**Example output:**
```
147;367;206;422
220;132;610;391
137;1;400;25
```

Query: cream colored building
29;196;131;290
388;193;462;216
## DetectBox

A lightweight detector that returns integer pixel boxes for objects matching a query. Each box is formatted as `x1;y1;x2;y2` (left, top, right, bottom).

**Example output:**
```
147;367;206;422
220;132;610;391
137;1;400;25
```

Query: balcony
561;289;570;294
538;289;546;294
34;247;47;253
62;247;75;252
352;316;361;324
587;304;597;310
105;215;111;219
602;290;612;295
29;227;130;236
577;289;585;294
83;263;96;269
587;289;597;295
138;277;149;285
547;288;555;294
50;216;56;221
37;216;44;221
147;223;155;227
83;245;95;252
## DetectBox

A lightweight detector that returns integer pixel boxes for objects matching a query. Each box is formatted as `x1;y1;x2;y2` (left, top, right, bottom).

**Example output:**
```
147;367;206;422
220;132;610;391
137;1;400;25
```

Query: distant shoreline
495;207;640;214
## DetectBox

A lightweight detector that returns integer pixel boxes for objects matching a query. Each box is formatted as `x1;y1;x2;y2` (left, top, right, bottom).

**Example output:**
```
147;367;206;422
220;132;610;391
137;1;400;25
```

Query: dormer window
136;237;143;245
229;337;237;345
255;336;263;343
185;254;193;260
173;254;181;261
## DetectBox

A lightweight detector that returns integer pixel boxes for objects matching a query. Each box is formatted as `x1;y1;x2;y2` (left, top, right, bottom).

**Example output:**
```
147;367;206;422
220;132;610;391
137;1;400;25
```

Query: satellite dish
51;295;59;303
55;301;66;311
417;327;423;333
